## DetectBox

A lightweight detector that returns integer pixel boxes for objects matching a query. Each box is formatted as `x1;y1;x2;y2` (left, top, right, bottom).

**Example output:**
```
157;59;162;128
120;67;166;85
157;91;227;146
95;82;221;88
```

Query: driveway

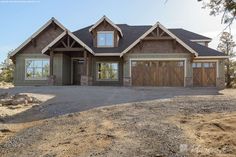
0;86;220;123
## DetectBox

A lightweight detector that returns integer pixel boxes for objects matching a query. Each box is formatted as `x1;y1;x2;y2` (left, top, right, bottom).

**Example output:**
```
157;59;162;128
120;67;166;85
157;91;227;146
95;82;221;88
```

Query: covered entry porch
42;31;94;85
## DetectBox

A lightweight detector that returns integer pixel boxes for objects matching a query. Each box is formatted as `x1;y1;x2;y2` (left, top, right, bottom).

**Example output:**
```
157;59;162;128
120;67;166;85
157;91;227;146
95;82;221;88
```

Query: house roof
169;29;226;56
73;24;226;57
89;16;123;37
11;17;227;58
74;24;151;55
42;30;94;55
10;17;67;57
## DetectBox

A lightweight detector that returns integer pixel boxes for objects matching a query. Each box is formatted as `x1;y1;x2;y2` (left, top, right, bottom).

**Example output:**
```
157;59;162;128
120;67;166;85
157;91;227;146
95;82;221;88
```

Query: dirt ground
0;87;236;157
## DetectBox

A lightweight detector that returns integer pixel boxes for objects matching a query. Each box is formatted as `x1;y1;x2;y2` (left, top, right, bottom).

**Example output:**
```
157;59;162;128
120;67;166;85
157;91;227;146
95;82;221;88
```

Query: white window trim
25;58;50;81
97;31;114;48
192;60;219;78
96;61;119;81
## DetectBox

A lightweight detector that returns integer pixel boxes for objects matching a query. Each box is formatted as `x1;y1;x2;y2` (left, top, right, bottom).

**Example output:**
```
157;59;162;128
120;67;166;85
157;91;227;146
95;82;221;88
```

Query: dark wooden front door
73;60;84;85
193;62;216;87
131;60;184;86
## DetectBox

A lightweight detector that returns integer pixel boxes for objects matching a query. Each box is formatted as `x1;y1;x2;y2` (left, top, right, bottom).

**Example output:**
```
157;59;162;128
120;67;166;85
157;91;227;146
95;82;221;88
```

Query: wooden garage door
193;62;216;87
131;61;184;86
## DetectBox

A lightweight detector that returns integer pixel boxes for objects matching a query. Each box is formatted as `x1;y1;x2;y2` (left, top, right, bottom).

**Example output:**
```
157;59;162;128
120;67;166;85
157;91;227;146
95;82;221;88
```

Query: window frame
96;62;119;81
97;31;114;48
25;58;50;80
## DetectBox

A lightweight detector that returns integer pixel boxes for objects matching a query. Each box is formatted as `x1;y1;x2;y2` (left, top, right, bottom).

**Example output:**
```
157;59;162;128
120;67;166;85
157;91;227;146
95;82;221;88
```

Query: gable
10;18;66;58
128;27;190;54
18;23;64;55
91;20;120;47
89;16;123;37
120;22;199;57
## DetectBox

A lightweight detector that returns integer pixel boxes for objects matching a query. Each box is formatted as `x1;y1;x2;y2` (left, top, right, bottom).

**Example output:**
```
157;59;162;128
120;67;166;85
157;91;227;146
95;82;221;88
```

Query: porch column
83;50;88;76
81;50;89;86
49;49;55;85
50;50;54;76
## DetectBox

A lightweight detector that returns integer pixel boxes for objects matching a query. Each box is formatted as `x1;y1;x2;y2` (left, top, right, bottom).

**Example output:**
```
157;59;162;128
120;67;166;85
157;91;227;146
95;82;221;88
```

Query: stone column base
216;77;225;89
81;76;92;86
123;77;131;86
184;77;193;87
48;75;56;85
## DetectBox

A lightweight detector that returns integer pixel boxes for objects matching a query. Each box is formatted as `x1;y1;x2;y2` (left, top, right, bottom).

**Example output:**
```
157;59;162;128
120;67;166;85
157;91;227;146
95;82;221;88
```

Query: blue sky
0;0;235;63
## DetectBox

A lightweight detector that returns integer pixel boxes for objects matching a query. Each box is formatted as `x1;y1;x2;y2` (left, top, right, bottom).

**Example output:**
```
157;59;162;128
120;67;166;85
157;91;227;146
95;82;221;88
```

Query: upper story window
97;31;114;47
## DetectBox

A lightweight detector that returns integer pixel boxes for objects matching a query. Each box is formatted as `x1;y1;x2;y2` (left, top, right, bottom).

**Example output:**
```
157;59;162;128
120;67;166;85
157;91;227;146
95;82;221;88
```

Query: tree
198;0;236;27
0;52;14;83
217;32;236;87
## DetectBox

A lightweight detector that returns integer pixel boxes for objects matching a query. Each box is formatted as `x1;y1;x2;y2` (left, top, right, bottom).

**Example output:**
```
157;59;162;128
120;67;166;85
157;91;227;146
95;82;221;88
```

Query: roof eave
120;22;199;57
10;17;67;57
195;56;229;59
89;16;123;37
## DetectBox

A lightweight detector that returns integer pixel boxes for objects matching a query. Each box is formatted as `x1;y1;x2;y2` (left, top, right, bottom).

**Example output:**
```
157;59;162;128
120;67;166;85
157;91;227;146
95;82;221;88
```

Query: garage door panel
131;60;184;86
193;62;216;87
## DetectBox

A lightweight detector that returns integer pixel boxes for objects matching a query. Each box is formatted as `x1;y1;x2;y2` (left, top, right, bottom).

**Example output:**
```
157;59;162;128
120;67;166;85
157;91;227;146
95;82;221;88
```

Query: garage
131;60;184;86
193;62;216;87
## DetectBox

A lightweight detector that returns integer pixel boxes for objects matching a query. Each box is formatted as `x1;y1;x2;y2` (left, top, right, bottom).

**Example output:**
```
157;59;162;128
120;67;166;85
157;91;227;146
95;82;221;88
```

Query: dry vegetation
0;89;236;157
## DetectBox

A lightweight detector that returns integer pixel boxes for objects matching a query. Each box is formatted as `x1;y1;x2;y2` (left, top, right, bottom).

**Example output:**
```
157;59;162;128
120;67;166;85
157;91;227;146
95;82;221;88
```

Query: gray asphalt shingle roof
73;24;226;56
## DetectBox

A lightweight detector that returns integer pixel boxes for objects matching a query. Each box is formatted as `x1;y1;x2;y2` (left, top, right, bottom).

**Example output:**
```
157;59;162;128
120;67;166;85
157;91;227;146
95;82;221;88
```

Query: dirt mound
175;112;236;157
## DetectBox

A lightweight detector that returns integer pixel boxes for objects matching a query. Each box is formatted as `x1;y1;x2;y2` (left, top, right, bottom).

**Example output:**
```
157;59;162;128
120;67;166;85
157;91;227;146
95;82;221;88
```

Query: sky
0;0;235;63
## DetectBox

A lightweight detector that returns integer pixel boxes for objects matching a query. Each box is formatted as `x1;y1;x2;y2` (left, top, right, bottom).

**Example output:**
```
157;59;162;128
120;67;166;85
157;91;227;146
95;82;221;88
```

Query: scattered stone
0;93;41;107
0;128;11;133
0;99;12;106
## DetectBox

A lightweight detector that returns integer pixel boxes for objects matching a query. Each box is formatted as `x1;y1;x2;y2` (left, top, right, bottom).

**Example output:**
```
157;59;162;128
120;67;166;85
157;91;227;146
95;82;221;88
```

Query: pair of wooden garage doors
131;60;216;87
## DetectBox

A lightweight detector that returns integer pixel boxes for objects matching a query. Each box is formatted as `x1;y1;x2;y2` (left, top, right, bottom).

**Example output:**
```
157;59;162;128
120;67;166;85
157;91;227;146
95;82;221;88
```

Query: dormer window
97;31;114;47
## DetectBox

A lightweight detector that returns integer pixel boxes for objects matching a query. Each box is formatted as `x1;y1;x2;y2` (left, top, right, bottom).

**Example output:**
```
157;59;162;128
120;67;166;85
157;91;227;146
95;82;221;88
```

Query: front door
73;59;84;85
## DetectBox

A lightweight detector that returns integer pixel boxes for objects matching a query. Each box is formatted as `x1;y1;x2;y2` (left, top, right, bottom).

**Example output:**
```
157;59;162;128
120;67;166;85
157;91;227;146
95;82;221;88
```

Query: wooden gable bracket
159;31;165;37
70;40;76;48
156;26;160;37
151;31;157;37
67;35;70;47
61;40;68;48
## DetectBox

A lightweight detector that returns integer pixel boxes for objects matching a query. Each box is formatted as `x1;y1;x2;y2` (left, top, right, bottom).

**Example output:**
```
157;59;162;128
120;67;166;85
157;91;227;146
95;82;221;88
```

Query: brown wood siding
91;21;119;47
16;23;64;55
129;40;190;54
91;56;123;86
193;62;216;87
131;61;184;86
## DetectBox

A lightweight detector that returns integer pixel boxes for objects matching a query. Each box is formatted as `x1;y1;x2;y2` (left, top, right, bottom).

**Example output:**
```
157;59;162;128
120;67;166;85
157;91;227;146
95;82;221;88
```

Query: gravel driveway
0;86;220;123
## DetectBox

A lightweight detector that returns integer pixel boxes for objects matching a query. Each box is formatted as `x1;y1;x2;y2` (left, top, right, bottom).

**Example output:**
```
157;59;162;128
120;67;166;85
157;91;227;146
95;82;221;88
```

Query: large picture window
25;59;49;80
97;31;114;47
97;62;118;81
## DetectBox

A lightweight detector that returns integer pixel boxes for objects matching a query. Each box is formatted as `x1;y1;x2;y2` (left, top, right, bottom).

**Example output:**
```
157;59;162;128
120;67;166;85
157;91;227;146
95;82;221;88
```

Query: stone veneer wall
123;77;131;86
184;77;193;87
216;77;225;89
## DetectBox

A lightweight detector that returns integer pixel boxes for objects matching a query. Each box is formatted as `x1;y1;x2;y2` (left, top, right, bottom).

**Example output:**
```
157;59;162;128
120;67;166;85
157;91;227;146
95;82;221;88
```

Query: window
25;59;49;80
97;31;114;47
192;63;202;68
97;62;118;81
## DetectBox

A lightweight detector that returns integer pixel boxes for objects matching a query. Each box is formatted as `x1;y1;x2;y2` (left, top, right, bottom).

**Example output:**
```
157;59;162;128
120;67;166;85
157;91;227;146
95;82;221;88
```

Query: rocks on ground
0;93;41;107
